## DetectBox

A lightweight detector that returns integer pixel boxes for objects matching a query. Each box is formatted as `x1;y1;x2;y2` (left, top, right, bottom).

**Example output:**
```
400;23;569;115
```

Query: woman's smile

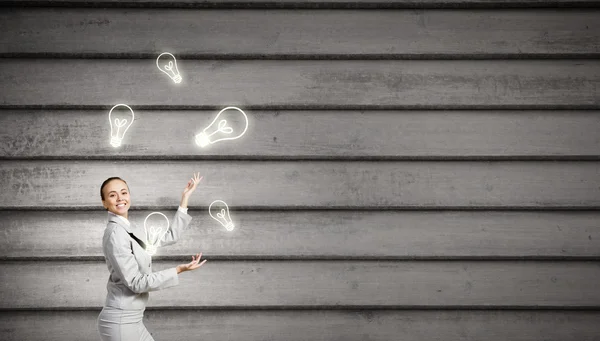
115;202;128;210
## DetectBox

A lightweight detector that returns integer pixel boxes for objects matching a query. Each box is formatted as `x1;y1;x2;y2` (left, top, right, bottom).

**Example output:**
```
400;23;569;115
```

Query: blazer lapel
129;221;148;249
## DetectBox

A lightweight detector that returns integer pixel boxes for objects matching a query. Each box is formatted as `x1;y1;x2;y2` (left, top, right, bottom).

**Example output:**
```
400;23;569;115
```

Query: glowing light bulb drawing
108;104;135;148
156;52;182;84
209;200;234;231
143;212;170;256
195;107;249;148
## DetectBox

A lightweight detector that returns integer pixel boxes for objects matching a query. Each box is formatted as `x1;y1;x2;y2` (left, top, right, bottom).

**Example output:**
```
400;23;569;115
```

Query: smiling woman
97;173;207;341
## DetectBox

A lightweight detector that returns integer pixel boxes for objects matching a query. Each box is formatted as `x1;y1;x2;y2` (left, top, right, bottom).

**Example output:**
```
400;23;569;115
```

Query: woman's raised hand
176;253;207;274
182;172;203;198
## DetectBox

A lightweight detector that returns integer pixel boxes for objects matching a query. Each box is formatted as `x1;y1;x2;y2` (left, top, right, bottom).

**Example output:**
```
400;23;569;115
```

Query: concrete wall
1;1;599;339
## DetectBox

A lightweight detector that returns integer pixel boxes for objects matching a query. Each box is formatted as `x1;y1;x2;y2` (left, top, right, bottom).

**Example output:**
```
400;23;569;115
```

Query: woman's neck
109;211;130;224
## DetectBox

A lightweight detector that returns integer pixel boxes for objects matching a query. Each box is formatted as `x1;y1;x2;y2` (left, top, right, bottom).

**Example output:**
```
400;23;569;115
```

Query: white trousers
97;307;155;341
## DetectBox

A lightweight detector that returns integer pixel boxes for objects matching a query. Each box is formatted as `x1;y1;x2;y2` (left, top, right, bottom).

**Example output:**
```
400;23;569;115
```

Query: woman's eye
122;192;128;195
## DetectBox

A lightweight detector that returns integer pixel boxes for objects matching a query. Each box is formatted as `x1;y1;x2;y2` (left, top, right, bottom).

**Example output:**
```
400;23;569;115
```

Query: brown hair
100;177;129;200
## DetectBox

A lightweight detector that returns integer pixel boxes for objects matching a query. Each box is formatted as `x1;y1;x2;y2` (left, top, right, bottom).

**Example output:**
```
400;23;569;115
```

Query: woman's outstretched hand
180;172;202;209
176;253;207;274
182;172;203;198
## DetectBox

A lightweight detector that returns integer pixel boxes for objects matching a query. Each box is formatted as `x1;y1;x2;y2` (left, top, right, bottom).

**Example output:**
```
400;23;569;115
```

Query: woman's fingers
191;173;203;185
190;253;200;264
191;260;207;269
184;173;203;192
183;253;206;270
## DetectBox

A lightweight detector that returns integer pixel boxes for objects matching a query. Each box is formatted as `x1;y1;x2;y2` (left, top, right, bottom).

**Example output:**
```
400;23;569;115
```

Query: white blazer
101;209;192;310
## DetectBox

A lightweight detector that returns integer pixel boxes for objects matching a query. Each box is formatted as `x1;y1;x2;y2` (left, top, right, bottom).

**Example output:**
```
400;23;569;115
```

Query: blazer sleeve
106;226;179;294
157;209;192;247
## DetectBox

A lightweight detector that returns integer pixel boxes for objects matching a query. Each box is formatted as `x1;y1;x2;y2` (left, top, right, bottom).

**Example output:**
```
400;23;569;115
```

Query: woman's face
102;179;131;218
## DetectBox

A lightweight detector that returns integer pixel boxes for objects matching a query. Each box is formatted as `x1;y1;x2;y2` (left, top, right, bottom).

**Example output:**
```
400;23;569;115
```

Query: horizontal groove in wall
3;206;600;211
2;306;600;312
3;256;600;261
1;155;600;161
2;53;600;60
4;108;599;113
2;105;600;110
1;1;600;9
2;206;600;211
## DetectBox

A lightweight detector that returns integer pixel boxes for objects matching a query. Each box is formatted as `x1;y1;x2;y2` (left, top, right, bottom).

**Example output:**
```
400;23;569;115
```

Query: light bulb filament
207;119;234;138
114;118;127;127
148;225;162;245
218;120;234;133
163;61;178;78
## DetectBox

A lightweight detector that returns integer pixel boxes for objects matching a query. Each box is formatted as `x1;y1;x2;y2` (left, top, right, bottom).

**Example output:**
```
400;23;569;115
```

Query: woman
97;173;206;341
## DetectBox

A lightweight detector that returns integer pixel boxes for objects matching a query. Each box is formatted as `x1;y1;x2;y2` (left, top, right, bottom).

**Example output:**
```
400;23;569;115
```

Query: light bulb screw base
225;222;234;231
172;75;182;83
145;244;157;256
110;137;122;148
195;132;210;147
